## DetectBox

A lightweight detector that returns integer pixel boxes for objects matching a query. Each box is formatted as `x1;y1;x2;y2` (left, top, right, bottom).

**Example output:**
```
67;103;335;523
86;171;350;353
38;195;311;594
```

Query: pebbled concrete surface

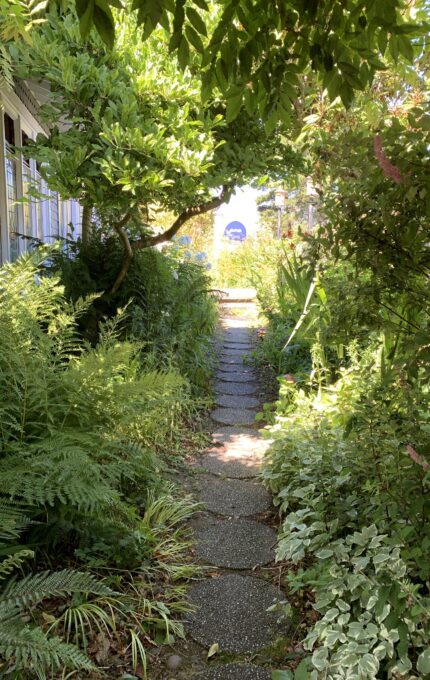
194;664;271;679
214;394;260;409
211;407;257;427
194;517;276;569
197;476;271;516
216;371;257;383
186;574;287;653
197;449;262;478
214;381;258;395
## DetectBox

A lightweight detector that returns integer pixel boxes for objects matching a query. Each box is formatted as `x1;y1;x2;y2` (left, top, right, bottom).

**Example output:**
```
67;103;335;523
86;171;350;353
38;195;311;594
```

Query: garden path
183;298;287;679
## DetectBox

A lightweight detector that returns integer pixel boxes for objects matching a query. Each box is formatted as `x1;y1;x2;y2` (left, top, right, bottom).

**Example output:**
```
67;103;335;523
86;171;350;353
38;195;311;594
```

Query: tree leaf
78;0;95;38
226;91;243;123
93;2;115;49
186;6;207;36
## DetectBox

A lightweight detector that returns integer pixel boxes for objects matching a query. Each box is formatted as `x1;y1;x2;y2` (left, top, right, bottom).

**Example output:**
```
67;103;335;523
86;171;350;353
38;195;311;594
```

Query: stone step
214;381;257;395
216;371;257;383
197;448;262;479
194;664;271;680
198;476;271;516
211;407;257;427
193;517;276;569
186;574;288;653
214;394;260;409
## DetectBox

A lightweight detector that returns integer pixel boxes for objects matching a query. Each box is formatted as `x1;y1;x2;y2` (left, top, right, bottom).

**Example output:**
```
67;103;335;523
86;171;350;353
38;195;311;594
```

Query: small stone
166;654;182;670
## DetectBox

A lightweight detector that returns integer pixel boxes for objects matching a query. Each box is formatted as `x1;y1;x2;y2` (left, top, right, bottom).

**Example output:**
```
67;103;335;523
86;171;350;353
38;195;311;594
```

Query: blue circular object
224;221;247;241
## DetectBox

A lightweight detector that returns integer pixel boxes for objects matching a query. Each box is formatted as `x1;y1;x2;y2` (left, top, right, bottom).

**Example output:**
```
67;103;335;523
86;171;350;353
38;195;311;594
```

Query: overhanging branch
133;185;233;250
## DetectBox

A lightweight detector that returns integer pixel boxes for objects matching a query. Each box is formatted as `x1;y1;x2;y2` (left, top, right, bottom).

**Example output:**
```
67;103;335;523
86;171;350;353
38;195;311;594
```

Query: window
21;131;33;241
4;114;19;261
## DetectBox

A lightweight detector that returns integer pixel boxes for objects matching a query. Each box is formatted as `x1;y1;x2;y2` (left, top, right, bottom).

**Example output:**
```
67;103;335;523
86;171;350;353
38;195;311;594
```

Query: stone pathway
184;303;286;678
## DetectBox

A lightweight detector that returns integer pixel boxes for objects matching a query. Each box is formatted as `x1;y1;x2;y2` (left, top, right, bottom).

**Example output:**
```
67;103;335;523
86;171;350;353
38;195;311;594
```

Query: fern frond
0;616;95;673
0;550;34;581
1;569;113;611
0;499;33;542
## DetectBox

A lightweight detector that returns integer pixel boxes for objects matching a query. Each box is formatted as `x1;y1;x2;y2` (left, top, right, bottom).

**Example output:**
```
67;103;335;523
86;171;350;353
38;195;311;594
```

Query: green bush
52;233;217;390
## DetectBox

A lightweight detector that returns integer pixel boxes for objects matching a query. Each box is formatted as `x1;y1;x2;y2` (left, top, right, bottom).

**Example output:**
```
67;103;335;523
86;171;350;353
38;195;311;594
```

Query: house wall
0;83;82;265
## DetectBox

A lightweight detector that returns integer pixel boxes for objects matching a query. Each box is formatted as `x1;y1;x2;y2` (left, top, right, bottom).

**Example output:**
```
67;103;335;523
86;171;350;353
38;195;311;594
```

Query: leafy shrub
51;233;217;389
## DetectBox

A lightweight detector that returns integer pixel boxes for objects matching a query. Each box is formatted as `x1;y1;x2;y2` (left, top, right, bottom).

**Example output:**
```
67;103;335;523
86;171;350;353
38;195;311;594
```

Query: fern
0;569;113;676
1;569;113;610
0;616;95;675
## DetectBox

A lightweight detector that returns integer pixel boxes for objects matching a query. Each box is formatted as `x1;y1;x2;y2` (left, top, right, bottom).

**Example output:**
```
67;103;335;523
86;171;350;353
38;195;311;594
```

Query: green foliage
257;55;430;677
50;234;217;389
70;0;424;128
0;252;206;675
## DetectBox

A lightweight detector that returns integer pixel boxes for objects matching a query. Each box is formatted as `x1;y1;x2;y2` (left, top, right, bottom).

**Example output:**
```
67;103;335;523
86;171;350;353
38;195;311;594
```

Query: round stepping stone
198;477;271;516
215;394;260;409
218;358;247;367
198;449;262;478
224;334;253;343
223;341;254;350
195;665;271;680
221;349;252;358
211;426;264;446
211;407;257;426
214;381;257;395
217;371;256;383
194;518;276;568
186;574;287;652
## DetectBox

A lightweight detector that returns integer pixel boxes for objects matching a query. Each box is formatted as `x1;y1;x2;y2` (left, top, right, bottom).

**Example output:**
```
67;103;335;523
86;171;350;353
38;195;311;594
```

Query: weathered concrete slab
198;477;271;516
186;574;287;652
194;665;271;680
214;381;257;395
222;341;254;349
216;371;257;383
214;394;260;409
194;518;276;568
221;349;252;358
211;407;257;427
218;358;248;367
198;448;262;478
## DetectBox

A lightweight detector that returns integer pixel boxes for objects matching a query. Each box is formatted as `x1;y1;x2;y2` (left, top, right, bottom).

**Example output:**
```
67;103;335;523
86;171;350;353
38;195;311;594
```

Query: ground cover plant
0;251;210;678
256;55;430;678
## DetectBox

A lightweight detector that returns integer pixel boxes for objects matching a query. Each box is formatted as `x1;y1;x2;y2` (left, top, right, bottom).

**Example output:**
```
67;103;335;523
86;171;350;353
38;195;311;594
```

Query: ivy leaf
272;671;293;679
417;648;430;674
311;647;329;671
358;654;379;675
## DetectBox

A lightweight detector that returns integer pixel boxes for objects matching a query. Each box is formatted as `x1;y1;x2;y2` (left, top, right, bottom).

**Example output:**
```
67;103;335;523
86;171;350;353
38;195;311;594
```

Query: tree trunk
81;204;92;246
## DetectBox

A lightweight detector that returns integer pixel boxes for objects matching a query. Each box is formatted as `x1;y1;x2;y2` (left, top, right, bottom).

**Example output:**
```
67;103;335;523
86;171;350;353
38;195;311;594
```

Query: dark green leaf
93;1;115;48
186;6;207;36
